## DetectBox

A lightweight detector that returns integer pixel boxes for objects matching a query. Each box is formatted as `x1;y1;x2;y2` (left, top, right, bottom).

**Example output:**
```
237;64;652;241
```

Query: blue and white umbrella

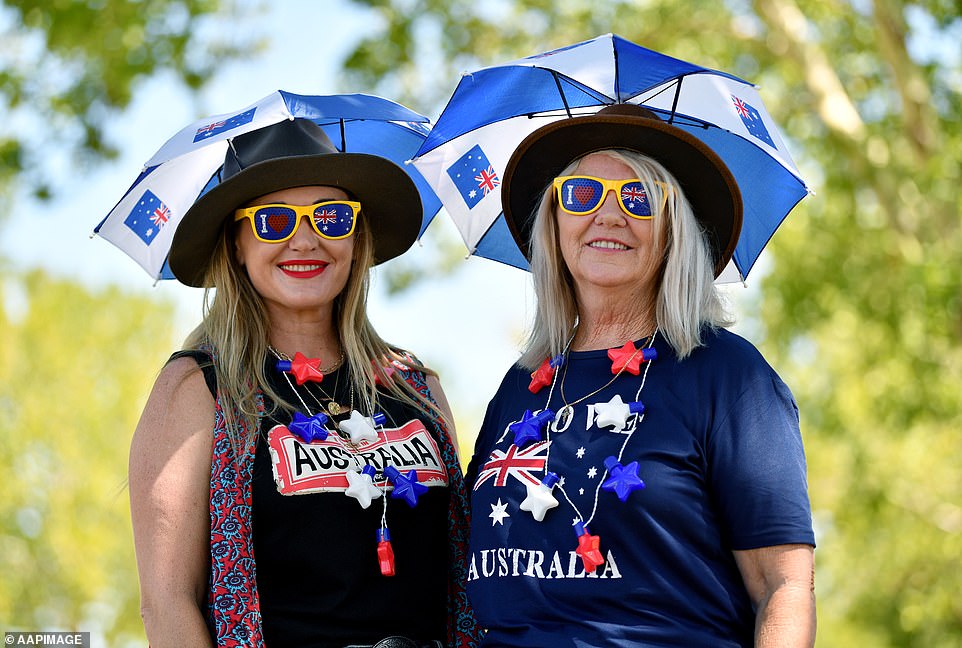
94;90;439;281
411;33;809;282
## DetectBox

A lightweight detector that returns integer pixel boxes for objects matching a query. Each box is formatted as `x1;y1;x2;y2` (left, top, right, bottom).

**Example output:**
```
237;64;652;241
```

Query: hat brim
501;112;743;277
169;153;422;287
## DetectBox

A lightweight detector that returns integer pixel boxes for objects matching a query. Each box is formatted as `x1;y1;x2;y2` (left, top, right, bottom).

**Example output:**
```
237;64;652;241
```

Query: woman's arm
734;543;816;648
426;374;460;457
129;357;216;648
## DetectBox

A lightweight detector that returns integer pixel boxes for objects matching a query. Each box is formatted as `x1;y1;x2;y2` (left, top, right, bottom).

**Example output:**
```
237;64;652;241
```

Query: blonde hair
519;149;731;369
183;206;445;451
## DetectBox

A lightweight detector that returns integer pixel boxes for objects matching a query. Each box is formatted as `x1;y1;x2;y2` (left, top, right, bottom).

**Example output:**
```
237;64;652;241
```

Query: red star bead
528;357;556;393
608;341;645;375
575;527;605;573
289;352;324;385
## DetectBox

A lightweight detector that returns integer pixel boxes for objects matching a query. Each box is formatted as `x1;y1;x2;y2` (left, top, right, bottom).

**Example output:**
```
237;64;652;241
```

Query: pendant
553;406;574;432
326;401;342;416
376;528;396;577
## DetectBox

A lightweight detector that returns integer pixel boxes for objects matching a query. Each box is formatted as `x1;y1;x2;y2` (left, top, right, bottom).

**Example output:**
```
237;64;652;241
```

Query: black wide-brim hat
501;103;743;277
169;118;422;287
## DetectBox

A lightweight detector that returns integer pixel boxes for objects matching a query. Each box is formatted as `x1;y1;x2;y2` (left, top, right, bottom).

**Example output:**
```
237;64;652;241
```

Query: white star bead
344;468;382;509
489;498;510;526
339;410;379;444
593;394;632;430
519;481;559;522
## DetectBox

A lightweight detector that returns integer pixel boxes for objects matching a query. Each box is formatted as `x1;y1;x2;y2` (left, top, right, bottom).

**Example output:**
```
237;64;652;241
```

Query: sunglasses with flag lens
553;175;671;219
233;200;360;243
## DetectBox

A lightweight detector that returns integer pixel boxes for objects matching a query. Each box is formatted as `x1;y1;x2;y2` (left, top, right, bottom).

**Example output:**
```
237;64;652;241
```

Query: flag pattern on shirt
446;144;500;209
731;95;775;147
474;441;549;489
124;190;170;245
193;107;257;143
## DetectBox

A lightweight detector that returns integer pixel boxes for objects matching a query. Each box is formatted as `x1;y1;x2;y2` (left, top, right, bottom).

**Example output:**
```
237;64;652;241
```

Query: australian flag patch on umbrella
446;144;501;209
732;95;775;148
124;190;170;245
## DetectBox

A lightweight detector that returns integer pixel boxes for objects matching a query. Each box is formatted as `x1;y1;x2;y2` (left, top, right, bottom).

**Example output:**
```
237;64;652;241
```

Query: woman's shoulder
686;326;782;379
167;349;217;398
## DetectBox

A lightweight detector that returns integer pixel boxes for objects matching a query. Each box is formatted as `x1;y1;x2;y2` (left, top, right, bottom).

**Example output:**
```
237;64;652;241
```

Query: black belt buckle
345;637;443;648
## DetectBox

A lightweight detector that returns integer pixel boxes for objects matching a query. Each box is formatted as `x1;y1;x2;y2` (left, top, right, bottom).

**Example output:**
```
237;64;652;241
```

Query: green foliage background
1;271;176;644
1;0;960;645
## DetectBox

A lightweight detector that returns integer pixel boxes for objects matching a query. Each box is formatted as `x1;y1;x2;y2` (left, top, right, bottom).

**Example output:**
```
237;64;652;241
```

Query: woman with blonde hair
129;118;480;648
466;104;815;646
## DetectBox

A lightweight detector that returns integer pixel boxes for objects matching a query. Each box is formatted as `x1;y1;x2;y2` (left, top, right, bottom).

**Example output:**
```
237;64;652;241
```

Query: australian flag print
193;107;257;143
124;190;170;245
732;95;775;148
446;144;500;209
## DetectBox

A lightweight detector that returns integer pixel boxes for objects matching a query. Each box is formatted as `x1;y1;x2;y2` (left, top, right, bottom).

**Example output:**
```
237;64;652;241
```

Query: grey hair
518;149;731;370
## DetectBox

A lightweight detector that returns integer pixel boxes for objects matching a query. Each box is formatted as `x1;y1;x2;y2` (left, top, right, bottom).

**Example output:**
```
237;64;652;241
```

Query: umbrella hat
93;91;437;283
501;103;743;277
168;118;422;287
410;34;808;282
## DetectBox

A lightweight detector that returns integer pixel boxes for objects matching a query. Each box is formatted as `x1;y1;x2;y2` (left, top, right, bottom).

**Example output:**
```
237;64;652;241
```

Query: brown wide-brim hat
169;118;422;287
501;103;743;277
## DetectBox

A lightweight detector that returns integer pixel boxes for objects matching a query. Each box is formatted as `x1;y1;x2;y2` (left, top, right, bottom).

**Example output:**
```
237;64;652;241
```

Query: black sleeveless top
182;352;448;647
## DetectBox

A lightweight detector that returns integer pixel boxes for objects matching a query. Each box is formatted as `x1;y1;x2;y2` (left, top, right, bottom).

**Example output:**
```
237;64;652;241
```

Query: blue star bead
601;456;646;501
384;465;428;508
288;411;330;443
509;408;556;447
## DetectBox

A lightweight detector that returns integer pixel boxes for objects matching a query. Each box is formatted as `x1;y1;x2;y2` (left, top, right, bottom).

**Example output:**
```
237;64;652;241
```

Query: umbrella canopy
94;90;439;281
411;33;809;282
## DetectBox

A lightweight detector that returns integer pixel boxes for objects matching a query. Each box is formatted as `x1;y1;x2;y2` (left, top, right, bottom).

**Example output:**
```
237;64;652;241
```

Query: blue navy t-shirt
465;328;814;647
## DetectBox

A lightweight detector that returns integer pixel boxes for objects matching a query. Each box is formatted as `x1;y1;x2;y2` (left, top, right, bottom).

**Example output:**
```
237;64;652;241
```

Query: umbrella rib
668;78;682;124
339;119;347;152
550;70;573;118
612;36;621;103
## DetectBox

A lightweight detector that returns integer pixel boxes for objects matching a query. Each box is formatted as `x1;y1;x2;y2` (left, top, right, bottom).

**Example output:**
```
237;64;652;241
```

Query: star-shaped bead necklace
592;394;646;430
384;465;428;508
573;522;605;573
519;472;560;522
288;411;330;443
607;341;657;376
275;351;326;385
509;409;555;447
339;410;386;445
344;465;383;509
601;456;647;502
528;354;565;393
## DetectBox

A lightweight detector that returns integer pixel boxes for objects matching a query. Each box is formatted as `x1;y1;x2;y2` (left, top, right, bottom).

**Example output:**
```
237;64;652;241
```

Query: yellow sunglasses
553;175;671;219
233;200;360;243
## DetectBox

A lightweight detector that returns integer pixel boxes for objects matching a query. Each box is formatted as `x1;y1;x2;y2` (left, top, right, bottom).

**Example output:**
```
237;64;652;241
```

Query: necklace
266;347;430;577
506;331;658;573
270;346;352;416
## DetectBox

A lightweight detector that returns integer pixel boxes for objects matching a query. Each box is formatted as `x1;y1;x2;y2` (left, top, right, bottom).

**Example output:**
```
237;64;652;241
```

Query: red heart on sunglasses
573;185;597;206
266;213;289;233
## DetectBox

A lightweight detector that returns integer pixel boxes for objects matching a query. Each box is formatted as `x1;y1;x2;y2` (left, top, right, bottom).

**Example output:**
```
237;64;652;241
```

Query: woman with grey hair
465;104;815;647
